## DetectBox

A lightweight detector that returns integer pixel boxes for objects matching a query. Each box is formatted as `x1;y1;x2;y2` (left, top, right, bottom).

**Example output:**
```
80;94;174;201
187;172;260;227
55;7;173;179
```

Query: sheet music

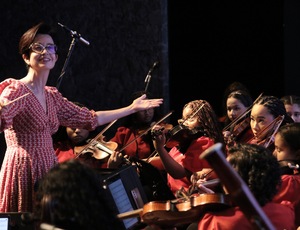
0;217;9;230
108;179;138;229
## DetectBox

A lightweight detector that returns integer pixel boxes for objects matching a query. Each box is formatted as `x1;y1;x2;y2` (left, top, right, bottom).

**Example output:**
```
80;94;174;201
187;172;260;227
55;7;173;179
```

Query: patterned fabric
0;78;98;212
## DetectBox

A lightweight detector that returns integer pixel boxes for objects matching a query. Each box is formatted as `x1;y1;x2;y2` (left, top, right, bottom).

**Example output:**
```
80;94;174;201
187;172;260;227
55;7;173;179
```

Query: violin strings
201;169;214;179
75;119;118;158
181;103;205;124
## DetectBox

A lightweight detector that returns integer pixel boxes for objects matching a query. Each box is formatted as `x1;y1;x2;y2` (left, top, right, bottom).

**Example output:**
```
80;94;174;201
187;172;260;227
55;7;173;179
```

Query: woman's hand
131;94;163;112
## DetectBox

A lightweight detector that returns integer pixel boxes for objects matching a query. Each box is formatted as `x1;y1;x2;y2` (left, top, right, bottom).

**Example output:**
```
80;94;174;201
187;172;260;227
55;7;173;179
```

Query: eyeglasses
29;43;57;54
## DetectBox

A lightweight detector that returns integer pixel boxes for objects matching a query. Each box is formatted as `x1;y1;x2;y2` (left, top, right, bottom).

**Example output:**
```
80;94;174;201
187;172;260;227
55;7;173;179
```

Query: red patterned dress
0;78;98;212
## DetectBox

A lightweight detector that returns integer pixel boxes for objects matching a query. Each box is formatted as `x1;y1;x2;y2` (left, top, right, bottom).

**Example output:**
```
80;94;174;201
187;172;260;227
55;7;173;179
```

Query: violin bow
200;143;276;230
145;150;159;163
118;111;173;152
75;119;118;158
248;115;284;147
263;115;284;148
179;103;205;125
223;92;263;132
2;93;30;107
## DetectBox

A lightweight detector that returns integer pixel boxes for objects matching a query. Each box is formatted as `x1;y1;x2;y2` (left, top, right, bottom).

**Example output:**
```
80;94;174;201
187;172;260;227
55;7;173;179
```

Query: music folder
100;165;148;230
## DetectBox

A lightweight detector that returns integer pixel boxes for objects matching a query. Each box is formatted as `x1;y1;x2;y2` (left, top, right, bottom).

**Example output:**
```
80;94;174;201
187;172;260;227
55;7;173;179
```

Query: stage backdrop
0;0;170;131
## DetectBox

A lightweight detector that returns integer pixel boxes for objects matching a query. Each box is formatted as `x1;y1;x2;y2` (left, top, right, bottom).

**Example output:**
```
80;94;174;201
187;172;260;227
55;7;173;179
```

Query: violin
231;117;250;138
223;117;253;147
164;124;206;149
223;93;263;146
248;115;284;148
117;193;231;227
200;143;277;230
75;120;118;160
137;122;173;136
74;135;118;160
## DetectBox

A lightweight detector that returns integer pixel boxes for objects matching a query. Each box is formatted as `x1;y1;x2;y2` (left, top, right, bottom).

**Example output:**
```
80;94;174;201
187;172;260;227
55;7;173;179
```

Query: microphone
58;22;90;46
145;61;159;82
144;61;159;92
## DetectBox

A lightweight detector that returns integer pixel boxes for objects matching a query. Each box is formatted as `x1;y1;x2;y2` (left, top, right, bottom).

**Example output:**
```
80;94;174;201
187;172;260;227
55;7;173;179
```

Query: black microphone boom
58;22;90;46
144;61;159;92
146;61;159;78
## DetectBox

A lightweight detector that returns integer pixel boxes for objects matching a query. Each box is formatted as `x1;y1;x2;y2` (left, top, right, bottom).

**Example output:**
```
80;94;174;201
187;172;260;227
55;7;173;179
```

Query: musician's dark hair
183;100;224;145
281;95;300;106
253;95;294;125
221;82;251;116
276;123;300;160
19;21;58;58
34;159;123;230
227;143;281;206
224;90;253;126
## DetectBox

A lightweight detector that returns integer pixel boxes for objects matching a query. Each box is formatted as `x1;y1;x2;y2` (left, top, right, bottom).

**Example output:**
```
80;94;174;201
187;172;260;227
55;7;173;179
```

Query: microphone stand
56;37;78;90
56;22;90;90
144;61;159;92
144;70;152;93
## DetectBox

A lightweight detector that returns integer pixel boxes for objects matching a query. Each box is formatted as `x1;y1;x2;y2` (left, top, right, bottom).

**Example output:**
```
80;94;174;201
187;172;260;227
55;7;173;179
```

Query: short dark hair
34;160;123;229
19;22;58;58
227;143;281;206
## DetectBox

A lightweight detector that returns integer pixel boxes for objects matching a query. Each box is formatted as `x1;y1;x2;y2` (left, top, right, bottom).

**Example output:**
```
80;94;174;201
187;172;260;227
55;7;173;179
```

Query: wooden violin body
118;193;231;227
74;135;118;160
224;118;253;147
247;115;284;149
223;93;263;146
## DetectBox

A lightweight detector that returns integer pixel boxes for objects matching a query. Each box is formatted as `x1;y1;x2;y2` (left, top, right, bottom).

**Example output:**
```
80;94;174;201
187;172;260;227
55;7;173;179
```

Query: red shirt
167;136;214;195
198;202;295;230
110;126;154;159
273;174;300;226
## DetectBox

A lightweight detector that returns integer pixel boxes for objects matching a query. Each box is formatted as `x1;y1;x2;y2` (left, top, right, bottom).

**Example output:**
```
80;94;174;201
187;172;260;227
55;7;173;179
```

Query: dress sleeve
46;86;98;131
0;78;28;131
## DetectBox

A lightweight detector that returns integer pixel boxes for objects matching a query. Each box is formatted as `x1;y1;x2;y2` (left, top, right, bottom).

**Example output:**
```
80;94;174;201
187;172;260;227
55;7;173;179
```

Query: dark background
1;1;300;163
